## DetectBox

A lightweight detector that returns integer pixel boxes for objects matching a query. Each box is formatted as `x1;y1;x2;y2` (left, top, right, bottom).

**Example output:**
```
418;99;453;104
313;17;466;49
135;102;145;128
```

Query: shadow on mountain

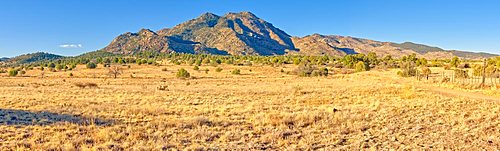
205;48;229;55
337;48;358;54
226;19;293;55
0;109;115;126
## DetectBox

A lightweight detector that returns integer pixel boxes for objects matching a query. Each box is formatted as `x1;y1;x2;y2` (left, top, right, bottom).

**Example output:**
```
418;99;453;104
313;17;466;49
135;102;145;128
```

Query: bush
204;69;209;74
398;61;417;77
458;63;471;69
454;69;468;78
162;68;168;71
48;62;56;68
450;56;460;67
193;66;199;71
176;68;190;78
355;61;369;72
215;67;223;72
74;82;98;88
55;64;62;70
69;73;74;77
318;67;329;76
292;64;327;77
232;69;241;75
8;69;18;77
472;65;483;76
86;62;97;69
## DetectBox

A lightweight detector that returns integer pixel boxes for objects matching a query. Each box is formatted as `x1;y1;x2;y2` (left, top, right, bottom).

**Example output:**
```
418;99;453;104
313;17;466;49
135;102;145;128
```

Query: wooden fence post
481;59;487;87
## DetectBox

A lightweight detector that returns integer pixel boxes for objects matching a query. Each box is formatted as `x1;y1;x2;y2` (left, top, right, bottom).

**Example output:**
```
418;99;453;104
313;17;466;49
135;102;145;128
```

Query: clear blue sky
1;0;499;57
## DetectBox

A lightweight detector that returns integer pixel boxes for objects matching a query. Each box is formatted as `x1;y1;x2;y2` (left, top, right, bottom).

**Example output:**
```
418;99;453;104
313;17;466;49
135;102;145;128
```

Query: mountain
101;11;497;59
292;34;497;59
103;29;228;55
3;52;63;65
0;57;9;62
103;12;296;55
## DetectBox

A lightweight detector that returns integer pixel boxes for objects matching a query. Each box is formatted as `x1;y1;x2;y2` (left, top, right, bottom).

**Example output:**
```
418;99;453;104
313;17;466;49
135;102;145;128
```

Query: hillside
3;52;63;65
292;34;497;59
0;57;9;62
103;12;296;55
100;11;497;59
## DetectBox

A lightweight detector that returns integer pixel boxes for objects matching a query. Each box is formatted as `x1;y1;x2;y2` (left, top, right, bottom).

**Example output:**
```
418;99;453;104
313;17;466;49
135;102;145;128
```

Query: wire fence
416;60;499;88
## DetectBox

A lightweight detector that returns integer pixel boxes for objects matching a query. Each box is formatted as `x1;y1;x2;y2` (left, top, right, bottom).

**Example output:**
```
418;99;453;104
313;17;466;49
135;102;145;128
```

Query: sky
1;0;499;57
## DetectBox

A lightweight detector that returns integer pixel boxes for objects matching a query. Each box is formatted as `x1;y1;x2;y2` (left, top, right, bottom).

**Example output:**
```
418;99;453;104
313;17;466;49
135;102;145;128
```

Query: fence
416;60;500;88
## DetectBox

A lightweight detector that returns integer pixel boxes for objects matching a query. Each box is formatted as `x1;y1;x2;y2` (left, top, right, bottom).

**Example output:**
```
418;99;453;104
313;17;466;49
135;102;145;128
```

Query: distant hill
0;57;9;62
292;35;497;59
96;11;497;59
3;52;63;65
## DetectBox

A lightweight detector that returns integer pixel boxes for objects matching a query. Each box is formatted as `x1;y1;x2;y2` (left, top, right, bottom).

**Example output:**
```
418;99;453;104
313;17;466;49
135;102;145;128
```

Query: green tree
8;69;18;77
86;62;97;69
56;64;63;71
355;61;369;72
48;62;56;68
450;56;460;67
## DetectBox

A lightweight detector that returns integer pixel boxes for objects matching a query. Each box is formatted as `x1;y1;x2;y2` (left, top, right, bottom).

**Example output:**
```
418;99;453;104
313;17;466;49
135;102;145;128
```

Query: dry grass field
0;64;499;150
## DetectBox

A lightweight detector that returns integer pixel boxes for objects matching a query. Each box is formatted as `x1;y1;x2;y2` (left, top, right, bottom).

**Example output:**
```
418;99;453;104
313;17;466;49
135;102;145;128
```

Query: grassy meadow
0;63;499;150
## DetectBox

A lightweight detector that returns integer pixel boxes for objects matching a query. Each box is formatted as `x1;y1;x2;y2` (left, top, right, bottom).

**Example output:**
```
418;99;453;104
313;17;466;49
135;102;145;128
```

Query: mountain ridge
100;11;497;59
2;52;63;65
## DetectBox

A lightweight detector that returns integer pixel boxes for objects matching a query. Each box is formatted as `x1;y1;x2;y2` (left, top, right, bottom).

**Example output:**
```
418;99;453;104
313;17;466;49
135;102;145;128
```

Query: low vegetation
176;68;190;78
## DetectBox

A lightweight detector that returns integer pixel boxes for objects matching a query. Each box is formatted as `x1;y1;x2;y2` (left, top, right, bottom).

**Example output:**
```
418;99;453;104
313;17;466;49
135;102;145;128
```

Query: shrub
86;62;97;69
215;67;223;72
355;61;369;72
176;68;190;78
56;64;63;71
69;73;74;77
398;61;417;77
458;63;471;69
293;64;316;77
450;56;460;67
319;67;329;76
74;82;98;88
162;68;168;71
472;65;483;76
193;66;199;71
486;65;497;77
48;62;56;68
204;69;209;74
420;67;431;79
231;69;241;75
8;69;18;77
454;69;468;78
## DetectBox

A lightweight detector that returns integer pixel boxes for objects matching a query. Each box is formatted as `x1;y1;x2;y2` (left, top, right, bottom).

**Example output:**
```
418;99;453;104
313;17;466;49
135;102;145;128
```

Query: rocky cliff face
101;12;497;59
103;12;295;55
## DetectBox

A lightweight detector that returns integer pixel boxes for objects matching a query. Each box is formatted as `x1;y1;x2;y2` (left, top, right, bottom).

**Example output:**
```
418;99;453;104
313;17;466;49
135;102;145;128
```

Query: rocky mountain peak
100;11;497;59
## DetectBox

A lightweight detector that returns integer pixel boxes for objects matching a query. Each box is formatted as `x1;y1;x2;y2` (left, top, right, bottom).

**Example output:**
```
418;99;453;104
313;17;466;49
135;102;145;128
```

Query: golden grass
0;64;498;150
